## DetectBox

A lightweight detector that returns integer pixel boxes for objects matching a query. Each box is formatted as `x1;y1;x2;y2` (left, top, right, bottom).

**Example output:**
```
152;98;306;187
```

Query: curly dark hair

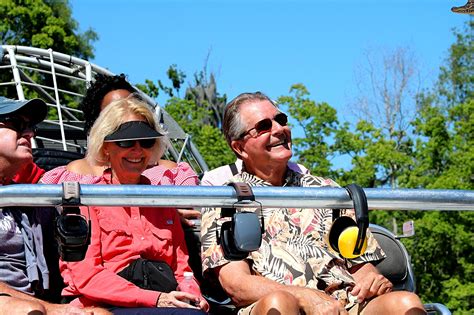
80;73;135;134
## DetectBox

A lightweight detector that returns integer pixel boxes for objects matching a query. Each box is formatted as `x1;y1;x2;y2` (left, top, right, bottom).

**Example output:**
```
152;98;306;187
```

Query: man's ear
231;140;246;159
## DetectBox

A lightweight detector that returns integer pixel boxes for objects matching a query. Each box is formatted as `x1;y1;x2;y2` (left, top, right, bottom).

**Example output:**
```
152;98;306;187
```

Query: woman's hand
157;291;209;311
197;296;210;312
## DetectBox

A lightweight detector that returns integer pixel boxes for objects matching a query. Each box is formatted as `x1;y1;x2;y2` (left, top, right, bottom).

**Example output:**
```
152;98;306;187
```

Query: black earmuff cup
54;214;90;261
220;221;249;261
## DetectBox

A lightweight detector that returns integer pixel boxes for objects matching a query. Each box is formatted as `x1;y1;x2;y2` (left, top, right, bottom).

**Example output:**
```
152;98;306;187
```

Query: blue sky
71;0;468;120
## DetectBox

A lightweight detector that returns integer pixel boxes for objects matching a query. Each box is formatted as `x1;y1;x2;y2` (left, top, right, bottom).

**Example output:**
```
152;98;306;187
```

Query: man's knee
378;291;425;315
396;291;425;313
253;290;299;315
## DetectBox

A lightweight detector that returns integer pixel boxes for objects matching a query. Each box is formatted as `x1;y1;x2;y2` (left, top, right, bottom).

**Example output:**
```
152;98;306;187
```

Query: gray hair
222;92;276;154
86;95;169;166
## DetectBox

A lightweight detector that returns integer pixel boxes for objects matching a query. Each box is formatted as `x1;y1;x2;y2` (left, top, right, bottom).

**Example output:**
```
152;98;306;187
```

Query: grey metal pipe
0;185;472;211
423;303;451;315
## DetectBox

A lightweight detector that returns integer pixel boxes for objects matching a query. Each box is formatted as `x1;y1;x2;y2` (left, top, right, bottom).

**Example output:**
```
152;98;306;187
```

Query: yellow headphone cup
338;226;368;259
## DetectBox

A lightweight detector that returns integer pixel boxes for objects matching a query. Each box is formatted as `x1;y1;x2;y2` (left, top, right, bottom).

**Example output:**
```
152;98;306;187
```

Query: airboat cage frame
0;45;208;174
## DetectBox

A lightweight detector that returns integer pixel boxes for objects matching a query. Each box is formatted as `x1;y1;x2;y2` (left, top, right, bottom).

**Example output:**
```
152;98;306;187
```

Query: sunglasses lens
139;139;156;148
11;118;24;132
115;140;135;148
0;116;31;134
254;118;273;135
114;139;156;149
275;113;288;126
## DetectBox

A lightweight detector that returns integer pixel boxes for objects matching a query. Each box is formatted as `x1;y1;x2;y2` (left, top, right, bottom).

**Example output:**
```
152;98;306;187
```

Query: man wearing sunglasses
200;92;425;315
0;96;107;314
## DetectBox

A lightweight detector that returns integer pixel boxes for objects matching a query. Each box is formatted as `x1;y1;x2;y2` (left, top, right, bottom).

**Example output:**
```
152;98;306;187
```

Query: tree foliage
136;64;186;99
277;84;338;178
165;97;234;169
138;64;234;170
0;0;97;115
184;70;227;129
399;21;473;313
1;0;97;59
277;21;472;313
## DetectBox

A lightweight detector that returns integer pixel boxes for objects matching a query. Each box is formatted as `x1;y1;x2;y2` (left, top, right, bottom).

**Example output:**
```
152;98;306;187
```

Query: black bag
117;258;178;293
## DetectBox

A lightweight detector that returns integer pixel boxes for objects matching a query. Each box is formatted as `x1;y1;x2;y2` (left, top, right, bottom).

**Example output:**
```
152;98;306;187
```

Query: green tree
333;119;413;188
1;0;97;58
0;0;97;116
136;64;186;99
398;21;473;314
277;84;339;178
184;70;227;129
165;97;234;169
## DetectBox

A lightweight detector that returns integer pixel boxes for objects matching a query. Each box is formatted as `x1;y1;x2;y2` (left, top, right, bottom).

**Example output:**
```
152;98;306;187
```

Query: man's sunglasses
239;112;288;139
112;138;156;149
0;116;37;134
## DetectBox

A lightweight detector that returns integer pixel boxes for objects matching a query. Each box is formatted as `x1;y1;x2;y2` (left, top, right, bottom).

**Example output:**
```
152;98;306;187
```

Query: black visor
104;121;163;142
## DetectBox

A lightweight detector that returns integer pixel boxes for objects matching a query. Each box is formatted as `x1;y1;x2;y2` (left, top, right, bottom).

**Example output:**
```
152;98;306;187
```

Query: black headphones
217;182;265;261
54;207;90;261
54;182;90;262
328;184;369;259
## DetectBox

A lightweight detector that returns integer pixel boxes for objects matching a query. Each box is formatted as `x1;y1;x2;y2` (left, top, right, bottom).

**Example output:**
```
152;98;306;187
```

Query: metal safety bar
0;185;472;211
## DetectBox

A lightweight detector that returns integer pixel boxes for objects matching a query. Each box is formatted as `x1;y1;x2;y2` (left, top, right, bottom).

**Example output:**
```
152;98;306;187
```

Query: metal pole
0;185;472;211
6;47;25;100
48;48;68;151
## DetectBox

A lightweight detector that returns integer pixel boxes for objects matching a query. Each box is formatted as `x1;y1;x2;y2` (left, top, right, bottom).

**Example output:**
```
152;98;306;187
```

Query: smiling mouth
268;138;289;148
125;157;144;163
18;142;31;149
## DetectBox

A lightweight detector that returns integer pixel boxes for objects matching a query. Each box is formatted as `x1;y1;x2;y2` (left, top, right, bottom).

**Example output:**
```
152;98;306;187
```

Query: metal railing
1;185;472;211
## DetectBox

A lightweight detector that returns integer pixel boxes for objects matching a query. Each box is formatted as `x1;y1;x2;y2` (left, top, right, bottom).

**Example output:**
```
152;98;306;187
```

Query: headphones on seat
328;184;369;259
217;182;264;261
54;182;90;262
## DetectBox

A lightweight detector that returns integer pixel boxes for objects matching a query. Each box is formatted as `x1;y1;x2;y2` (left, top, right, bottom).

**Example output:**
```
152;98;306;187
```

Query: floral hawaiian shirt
201;169;385;308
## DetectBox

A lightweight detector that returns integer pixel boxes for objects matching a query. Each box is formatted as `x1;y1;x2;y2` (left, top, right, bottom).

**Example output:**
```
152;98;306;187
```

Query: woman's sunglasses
112;138;156;149
239;112;288;139
0;116;37;134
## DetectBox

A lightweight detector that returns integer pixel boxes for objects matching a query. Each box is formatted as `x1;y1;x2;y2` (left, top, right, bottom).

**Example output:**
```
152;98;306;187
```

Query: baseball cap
0;97;47;125
104;121;163;142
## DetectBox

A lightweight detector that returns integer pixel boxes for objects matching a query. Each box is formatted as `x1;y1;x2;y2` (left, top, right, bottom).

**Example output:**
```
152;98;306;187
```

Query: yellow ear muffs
338;226;368;259
328;184;369;259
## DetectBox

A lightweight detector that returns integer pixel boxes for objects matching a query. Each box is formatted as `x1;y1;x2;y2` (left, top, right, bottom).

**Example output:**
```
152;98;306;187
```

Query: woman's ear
102;145;110;161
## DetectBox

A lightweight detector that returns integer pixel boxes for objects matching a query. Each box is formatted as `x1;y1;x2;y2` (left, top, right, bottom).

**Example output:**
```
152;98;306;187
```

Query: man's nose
272;120;286;133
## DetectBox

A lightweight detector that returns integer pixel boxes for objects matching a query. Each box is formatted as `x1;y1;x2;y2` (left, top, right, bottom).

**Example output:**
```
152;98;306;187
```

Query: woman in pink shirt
40;73;201;225
60;96;209;314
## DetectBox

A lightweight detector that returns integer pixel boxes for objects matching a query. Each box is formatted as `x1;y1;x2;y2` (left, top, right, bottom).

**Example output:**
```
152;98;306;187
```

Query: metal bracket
222;182;255;217
229;182;255;202
61;181;81;206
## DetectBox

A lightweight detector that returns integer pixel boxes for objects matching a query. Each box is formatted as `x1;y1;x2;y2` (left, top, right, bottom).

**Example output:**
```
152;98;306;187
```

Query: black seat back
33;148;84;171
370;224;415;292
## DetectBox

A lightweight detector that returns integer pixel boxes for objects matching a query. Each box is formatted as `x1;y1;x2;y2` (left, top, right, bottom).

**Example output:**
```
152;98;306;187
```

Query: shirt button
141;236;145;240
134;217;139;220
